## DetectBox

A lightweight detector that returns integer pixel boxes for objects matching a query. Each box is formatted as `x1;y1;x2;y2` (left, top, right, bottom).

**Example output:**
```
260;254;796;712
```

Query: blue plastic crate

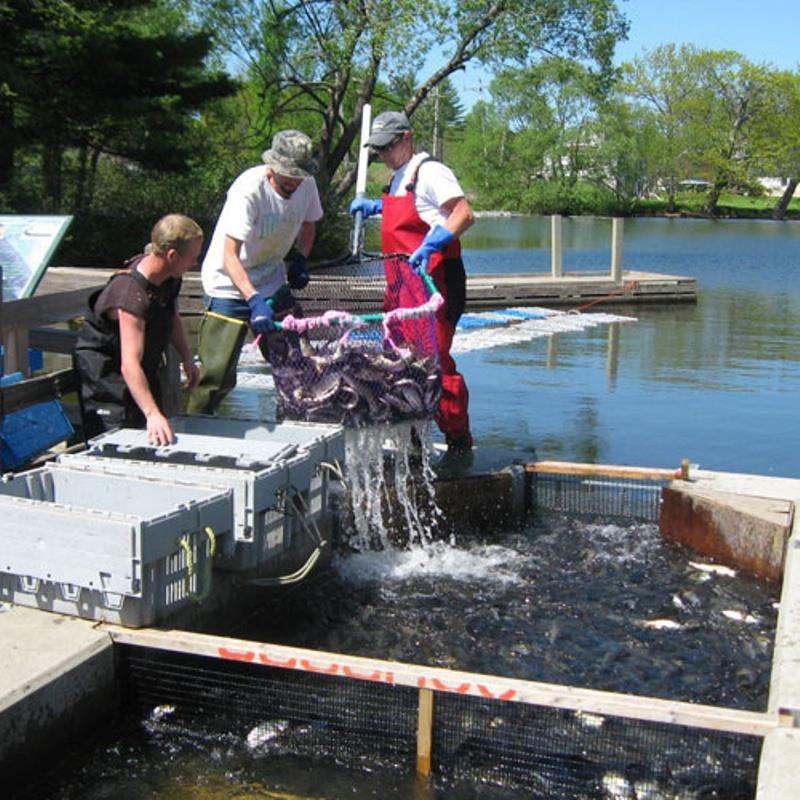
0;399;74;470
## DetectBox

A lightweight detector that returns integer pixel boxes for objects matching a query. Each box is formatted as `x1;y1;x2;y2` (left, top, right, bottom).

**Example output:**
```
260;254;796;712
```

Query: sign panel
0;215;72;301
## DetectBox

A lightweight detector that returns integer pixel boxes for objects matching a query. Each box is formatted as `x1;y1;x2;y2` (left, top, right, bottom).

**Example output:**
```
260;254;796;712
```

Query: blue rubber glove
409;224;454;273
349;197;383;218
247;293;275;335
287;252;310;290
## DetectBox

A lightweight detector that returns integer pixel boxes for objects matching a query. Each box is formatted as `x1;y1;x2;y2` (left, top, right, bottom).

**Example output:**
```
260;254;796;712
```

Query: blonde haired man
74;214;202;445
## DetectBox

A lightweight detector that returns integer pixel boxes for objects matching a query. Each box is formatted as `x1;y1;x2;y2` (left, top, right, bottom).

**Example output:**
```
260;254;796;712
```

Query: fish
148;704;176;722
272;329;441;427
688;561;737;577
721;609;759;624
245;718;290;749
643;619;682;630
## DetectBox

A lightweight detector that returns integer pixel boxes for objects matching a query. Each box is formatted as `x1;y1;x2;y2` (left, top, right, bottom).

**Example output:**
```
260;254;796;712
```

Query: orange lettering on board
432;678;471;694
258;653;297;669
342;666;384;682
300;659;339;674
478;685;516;701
218;647;255;662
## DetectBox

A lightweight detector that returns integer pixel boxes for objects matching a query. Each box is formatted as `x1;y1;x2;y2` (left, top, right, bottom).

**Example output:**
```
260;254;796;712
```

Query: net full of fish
271;255;444;428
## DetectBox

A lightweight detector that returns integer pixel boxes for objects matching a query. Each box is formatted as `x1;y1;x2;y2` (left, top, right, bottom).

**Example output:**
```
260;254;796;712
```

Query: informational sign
0;215;72;301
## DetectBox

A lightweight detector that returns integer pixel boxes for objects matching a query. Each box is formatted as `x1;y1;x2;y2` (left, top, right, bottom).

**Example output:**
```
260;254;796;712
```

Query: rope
572;280;639;313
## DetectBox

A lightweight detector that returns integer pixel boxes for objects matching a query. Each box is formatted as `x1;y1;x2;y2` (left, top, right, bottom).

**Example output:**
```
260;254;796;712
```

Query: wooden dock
34;265;696;318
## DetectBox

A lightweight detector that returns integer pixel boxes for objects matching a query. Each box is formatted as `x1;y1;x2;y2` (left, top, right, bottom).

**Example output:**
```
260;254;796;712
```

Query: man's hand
247;294;275;334
409;224;454;273
287;252;310;290
349;197;383;218
183;358;200;390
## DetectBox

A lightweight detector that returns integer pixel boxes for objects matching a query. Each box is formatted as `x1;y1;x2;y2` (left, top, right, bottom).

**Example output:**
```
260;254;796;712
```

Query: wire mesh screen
271;255;441;427
120;645;418;764
531;473;666;521
119;645;762;798
433;693;761;799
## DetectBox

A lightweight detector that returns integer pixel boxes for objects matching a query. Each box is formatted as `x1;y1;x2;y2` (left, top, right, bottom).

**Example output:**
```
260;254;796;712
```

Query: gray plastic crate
88;420;344;521
0;464;233;626
170;415;346;520
57;452;300;573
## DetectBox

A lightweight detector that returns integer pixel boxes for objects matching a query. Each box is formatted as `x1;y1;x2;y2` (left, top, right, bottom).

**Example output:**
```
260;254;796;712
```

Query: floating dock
34;266;697;318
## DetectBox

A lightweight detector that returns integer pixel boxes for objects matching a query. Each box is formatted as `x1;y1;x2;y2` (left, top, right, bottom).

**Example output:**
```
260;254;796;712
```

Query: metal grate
531;472;666;521
434;693;760;798
118;643;763;799
121;646;418;764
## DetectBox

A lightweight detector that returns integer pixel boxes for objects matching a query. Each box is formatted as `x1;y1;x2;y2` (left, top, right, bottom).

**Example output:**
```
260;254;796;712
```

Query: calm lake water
232;215;800;478
457;216;800;478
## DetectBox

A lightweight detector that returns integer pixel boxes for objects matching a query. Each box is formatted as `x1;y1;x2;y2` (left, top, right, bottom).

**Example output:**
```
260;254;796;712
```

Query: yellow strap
206;310;247;326
177;528;215;603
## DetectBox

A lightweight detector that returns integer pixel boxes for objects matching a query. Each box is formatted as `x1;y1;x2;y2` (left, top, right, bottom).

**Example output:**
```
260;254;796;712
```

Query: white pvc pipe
351;103;372;255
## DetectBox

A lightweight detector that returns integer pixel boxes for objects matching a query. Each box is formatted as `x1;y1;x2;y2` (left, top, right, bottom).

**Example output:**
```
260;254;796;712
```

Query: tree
688;51;773;215
622;45;706;212
752;69;800;219
1;0;236;211
184;0;627;214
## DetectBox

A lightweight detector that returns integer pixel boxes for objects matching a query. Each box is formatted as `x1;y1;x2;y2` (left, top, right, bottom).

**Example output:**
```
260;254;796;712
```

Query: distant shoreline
473;209;800;222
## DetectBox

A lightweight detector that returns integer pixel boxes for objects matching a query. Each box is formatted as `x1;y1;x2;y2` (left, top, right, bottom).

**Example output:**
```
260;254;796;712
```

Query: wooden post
416;687;434;777
550;214;563;278
611;218;623;285
3;328;30;377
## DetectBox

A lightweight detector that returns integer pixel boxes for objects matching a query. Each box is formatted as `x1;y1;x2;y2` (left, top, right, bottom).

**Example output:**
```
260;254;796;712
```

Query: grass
632;192;800;218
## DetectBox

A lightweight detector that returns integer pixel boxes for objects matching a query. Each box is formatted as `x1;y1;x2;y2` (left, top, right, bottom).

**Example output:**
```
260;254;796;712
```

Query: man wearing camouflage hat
188;129;323;414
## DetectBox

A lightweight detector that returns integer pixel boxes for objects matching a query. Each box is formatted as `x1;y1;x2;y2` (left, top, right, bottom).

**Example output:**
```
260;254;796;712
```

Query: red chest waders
380;168;472;444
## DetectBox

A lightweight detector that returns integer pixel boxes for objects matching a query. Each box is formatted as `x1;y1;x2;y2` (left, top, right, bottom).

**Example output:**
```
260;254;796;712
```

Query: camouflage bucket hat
262;130;318;178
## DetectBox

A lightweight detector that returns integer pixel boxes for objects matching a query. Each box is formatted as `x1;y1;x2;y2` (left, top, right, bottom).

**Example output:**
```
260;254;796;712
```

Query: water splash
341;420;443;551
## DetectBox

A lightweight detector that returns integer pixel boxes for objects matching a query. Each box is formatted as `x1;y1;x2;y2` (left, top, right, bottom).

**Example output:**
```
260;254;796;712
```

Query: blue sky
455;0;799;109
614;0;799;69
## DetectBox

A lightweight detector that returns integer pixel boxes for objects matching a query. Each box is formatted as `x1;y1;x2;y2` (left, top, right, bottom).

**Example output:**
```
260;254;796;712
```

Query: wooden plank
526;460;683;482
2;286;103;328
34;266;698;319
0;368;78;416
416;688;434;777
105;626;779;737
29;327;77;354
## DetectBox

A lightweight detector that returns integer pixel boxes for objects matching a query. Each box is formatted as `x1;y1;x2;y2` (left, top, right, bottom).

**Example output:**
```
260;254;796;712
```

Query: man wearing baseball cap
188;129;323;414
350;110;475;452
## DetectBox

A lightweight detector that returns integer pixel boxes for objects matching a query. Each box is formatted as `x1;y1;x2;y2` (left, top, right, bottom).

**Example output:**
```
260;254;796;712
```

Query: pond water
226;215;800;478
385;215;800;478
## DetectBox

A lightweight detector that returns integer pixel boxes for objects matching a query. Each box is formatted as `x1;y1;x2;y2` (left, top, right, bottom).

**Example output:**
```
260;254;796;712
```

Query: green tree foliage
1;0;235;219
686;50;773;214
751;69;800;219
622;44;704;211
185;0;627;213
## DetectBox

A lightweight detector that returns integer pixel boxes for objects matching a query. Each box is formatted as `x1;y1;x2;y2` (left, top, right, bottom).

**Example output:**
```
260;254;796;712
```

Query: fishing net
271;255;443;427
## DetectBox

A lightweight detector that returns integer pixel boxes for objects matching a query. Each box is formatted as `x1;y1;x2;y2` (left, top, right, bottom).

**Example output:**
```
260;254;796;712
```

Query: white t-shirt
202;165;324;299
387;151;464;228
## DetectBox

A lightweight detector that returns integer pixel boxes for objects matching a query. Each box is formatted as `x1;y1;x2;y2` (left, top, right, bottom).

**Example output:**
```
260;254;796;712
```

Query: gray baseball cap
262;130;318;178
364;111;412;148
